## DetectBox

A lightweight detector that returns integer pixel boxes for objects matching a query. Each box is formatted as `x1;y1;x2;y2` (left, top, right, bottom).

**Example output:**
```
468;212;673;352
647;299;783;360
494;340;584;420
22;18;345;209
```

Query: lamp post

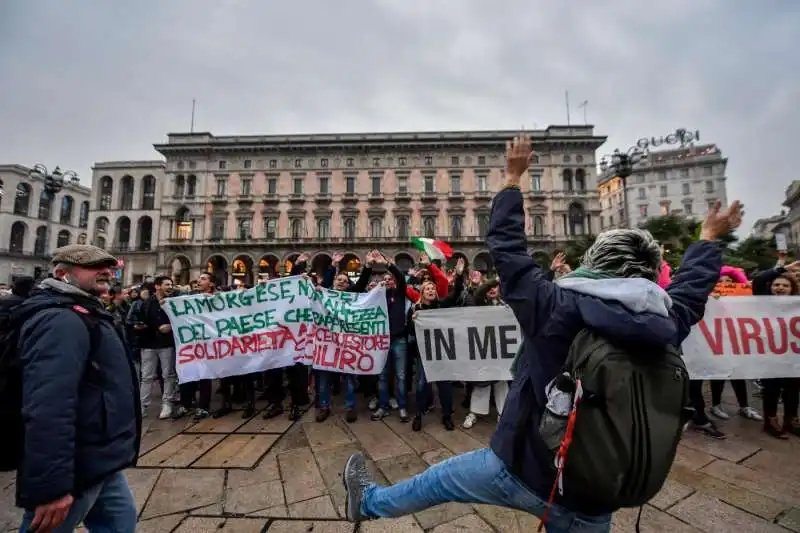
599;147;646;228
29;164;76;258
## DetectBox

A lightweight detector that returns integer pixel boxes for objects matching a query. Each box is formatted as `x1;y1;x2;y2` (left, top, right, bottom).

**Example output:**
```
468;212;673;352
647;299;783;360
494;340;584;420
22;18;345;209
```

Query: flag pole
565;91;571;126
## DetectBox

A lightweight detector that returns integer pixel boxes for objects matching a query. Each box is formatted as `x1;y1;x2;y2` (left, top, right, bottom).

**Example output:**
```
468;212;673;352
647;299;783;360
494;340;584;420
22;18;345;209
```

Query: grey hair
52;262;73;275
581;228;662;281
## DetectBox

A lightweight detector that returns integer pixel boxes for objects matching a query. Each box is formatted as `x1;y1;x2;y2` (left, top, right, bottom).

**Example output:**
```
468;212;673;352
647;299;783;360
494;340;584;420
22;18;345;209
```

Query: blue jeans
361;448;611;533
415;356;453;416
20;471;137;533
318;372;357;409
378;338;407;410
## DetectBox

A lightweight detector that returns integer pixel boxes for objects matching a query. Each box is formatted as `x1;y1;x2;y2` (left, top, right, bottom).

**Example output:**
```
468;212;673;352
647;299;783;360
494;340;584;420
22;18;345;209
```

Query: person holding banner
343;135;743;533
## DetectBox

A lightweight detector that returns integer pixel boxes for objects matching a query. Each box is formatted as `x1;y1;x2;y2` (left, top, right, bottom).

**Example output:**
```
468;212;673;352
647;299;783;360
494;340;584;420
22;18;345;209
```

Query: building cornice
92;160;165;170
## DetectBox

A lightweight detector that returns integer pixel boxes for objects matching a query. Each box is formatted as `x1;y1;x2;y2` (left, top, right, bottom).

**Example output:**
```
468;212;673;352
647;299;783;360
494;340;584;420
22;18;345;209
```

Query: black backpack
0;298;100;472
535;330;692;515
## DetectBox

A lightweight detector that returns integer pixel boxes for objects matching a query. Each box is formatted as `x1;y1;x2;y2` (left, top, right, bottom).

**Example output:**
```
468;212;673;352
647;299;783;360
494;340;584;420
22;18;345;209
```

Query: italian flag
411;237;454;261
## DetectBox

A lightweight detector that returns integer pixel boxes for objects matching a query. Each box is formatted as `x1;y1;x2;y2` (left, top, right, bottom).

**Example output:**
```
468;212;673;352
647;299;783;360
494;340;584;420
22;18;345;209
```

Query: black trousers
710;379;749;408
762;378;800;420
179;379;211;410
689;380;710;425
264;364;309;407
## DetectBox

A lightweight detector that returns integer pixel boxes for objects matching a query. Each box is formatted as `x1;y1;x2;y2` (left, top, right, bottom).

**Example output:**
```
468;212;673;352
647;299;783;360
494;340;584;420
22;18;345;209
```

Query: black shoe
212;406;232;419
692;421;726;439
442;415;455;431
316;408;331;423
289;403;309;421
345;409;358;423
242;406;256;419
412;415;422;432
262;403;284;420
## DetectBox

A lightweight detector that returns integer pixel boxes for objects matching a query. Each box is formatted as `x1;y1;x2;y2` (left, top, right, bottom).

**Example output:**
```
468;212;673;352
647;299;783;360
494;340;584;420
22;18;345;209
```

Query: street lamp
29;164;77;257
599;147;647;228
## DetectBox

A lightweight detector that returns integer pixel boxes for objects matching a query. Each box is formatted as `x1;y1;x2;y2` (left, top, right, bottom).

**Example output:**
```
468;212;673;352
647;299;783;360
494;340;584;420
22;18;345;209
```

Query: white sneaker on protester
710;405;729;420
739;406;763;421
463;412;477;429
389;397;399;410
158;404;173;420
368;397;378;411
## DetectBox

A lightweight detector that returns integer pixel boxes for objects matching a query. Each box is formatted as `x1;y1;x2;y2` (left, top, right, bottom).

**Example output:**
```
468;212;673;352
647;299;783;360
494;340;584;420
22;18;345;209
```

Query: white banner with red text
161;276;390;383
415;298;800;382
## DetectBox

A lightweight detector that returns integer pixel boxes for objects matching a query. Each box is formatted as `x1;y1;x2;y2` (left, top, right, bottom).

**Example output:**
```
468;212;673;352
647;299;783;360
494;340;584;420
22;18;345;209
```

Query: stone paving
1;386;799;532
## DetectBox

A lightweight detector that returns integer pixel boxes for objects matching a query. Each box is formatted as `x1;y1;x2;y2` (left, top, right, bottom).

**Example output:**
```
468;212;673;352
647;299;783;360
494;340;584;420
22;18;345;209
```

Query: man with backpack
0;244;140;532
342;136;743;532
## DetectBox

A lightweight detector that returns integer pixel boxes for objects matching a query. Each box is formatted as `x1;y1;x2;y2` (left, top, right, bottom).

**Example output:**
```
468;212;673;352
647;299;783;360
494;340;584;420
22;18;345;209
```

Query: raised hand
550;252;566;272
419;253;430;266
700;200;744;241
333;252;344;264
297;252;311;264
456;257;466;275
505;135;533;187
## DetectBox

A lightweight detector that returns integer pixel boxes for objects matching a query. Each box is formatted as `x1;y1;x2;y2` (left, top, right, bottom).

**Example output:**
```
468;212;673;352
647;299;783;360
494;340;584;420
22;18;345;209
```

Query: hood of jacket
12;278;106;322
555;276;678;346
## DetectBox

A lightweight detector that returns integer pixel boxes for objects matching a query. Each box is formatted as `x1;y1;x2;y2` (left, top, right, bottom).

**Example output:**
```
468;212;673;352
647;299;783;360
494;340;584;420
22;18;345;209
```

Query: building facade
751;212;787;240
598;143;728;230
771;181;800;254
87;160;165;285
0;164;92;283
135;126;606;287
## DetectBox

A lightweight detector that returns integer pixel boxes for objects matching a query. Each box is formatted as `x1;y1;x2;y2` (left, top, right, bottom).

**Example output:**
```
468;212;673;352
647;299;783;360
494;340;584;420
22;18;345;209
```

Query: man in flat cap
11;244;140;532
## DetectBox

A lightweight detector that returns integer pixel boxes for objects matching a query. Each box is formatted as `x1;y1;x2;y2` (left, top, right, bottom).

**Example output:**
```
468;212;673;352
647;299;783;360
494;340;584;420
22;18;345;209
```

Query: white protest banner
162;276;390;383
414;307;519;382
415;297;800;382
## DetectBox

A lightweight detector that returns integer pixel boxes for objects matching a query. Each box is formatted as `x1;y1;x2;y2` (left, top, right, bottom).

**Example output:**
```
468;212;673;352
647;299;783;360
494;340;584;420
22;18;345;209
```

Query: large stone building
0;164;91;283
767;181;800;254
598;143;728;230
89;126;606;286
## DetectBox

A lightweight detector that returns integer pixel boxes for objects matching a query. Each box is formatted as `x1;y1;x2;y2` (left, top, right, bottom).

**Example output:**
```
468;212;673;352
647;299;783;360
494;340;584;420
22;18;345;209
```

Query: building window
530;172;542;191
187;175;196;197
343;217;356;239
267;177;277;195
211;218;225;240
346;176;356;194
683;202;693;215
219;161;227;170
563;155;571;163
682;183;691;195
477;174;488;192
450;173;461;193
451;156;459;166
532;155;539;164
396;216;410;238
568;203;585;235
706;200;717;211
188;161;196;170
450;215;463;238
317;218;330;239
372;157;380;167
244;159;252;169
269;159;277;169
290;219;304;239
98;177;113;210
638;188;646;200
264;217;278;239
424;155;433;166
293;178;303;195
397;176;408;194
399;157;407;166
371;174;381;195
532;215;544;236
294;159;302;169
422;216;436;238
319;176;329;194
657;172;666;181
562;169;573;192
478;155;486;166
177;161;185;170
346;158;354;167
424;175;435;193
660;204;669;216
60;196;74;225
659;185;668;197
703;166;713;176
635;175;645;184
574;169;586;191
576;155;584;163
370;218;383;238
705;180;714;193
639;205;648;217
237;218;251;240
321;158;328;168
38;190;52;221
216;178;227;196
477;214;489;237
241;178;252;196
680;168;689;178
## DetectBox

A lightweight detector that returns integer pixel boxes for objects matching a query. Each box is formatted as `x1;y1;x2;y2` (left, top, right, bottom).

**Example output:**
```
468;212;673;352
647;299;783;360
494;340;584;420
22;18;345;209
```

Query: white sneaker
710;405;729;420
389;397;399;410
368;397;378;411
463;412;477;429
158;404;173;420
739;406;763;421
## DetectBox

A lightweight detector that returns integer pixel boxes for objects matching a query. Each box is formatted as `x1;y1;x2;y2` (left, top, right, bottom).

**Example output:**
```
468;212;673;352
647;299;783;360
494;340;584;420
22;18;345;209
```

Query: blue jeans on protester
361;448;611;533
318;372;357;409
415;356;453;416
19;471;137;533
378;338;407;410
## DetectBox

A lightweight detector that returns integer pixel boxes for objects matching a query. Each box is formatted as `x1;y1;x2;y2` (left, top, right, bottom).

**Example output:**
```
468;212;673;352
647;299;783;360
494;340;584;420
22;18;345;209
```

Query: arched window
98;176;113;210
575;168;586;191
343;217;356;240
369;218;383;238
9;221;26;253
175;175;185;198
37;189;52;220
141;175;156;210
533;215;545;236
78;201;90;228
422;216;436;238
568;203;586;236
56;230;71;247
119;175;134;210
115;217;131;251
60;195;74;225
13;183;32;216
137;216;153;251
175;207;193;240
562;169;573;192
396;216;410;239
317;218;330;239
94;217;109;248
186;175;197;197
34;226;47;256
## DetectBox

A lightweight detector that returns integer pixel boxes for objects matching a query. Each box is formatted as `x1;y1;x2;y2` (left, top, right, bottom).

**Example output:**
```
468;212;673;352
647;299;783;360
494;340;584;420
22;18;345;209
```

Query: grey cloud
1;0;797;230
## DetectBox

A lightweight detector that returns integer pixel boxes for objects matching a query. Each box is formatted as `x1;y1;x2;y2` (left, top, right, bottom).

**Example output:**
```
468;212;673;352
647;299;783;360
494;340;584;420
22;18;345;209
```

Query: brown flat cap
51;244;119;268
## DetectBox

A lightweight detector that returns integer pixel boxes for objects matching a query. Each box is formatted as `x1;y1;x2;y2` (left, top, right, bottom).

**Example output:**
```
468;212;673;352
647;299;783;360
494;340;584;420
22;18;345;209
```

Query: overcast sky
1;0;797;232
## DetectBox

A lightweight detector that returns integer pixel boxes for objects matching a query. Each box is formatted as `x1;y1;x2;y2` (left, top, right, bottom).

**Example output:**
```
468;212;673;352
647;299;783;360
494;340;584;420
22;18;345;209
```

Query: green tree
563;235;597;266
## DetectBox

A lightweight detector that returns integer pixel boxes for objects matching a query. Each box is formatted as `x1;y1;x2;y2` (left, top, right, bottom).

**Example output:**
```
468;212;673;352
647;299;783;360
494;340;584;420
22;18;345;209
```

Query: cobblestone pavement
2;386;799;532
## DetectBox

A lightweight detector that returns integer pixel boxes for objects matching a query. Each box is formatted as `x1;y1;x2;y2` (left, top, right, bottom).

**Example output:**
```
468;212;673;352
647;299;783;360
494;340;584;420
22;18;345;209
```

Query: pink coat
657;261;672;288
719;265;748;284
